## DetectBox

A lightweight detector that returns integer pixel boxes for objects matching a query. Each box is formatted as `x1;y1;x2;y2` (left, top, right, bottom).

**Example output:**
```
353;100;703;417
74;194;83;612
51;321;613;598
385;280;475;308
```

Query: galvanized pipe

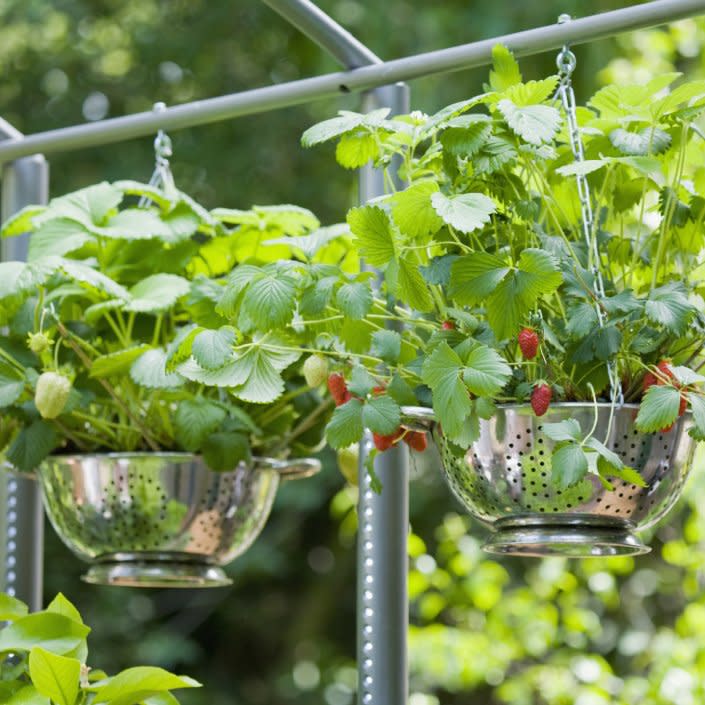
0;0;703;163
261;0;382;68
0;119;48;611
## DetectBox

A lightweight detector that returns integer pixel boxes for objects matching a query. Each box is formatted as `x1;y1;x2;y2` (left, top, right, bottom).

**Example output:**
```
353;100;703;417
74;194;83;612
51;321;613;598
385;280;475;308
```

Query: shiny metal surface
37;453;320;587
403;404;697;557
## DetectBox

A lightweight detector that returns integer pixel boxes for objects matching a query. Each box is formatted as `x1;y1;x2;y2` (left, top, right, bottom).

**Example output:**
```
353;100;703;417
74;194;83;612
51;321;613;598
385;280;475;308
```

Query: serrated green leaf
498;100;561;145
125;274;191;313
97;208;172;240
29;647;80;705
645;282;694;334
585;436;624;469
130;349;184;389
394;257;434;313
0;361;24;407
1;205;45;237
241;273;297;328
336;281;373;320
610;127;672;156
504;77;558;106
113;180;175;210
28;219;92;260
489;44;522;91
191;327;236;370
326;398;364;449
201;432;251;472
636;384;681;433
175;399;227;452
228;345;297;404
440;116;492;157
301;112;367;147
363;395;401;435
165;325;202;372
461;343;511;397
475;397;497;420
264;224;349;260
347;206;396;268
215;265;263;318
449;252;510;304
387;373;418;406
688;392;705;441
542;419;582;443
59;261;130;301
89;345;152;379
391;181;443;238
335;132;378;168
347;366;376;397
551;442;589;487
555;159;608;177
431;192;496;234
566;302;599;338
473;136;517;174
371;330;401;364
421;342;474;444
6;420;57;473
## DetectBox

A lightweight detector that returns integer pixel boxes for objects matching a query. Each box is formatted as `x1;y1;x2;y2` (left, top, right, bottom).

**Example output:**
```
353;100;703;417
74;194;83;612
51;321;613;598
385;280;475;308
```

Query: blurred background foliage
3;1;705;703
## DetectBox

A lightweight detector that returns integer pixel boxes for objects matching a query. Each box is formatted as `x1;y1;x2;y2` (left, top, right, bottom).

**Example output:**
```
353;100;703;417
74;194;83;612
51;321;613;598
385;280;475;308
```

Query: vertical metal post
0;120;48;610
357;81;410;705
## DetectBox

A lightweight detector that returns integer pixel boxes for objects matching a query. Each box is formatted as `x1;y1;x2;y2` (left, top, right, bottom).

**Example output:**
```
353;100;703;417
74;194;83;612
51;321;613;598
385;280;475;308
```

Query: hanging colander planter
404;405;695;557
36;453;319;587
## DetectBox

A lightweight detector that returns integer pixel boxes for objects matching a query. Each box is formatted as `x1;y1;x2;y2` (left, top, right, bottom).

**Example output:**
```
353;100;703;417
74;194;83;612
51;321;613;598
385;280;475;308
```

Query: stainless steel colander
37;453;320;587
403;404;697;557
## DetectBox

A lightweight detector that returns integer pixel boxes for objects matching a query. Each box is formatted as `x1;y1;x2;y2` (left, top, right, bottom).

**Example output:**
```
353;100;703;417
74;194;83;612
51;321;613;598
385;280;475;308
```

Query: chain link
554;21;624;406
139;102;176;207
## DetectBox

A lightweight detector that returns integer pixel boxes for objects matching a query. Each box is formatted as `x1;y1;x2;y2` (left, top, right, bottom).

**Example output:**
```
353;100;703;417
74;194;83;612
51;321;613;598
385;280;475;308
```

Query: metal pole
0;0;703;163
0;119;48;611
261;0;382;68
357;81;410;705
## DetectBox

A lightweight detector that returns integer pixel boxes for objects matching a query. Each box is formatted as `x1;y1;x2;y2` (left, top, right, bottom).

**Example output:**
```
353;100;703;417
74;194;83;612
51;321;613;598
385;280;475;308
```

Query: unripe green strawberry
34;372;72;419
303;355;329;387
27;332;52;354
337;445;359;485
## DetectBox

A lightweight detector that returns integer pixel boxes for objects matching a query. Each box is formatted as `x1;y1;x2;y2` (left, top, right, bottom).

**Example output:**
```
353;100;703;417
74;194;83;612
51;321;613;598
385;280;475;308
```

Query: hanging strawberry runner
264;37;705;556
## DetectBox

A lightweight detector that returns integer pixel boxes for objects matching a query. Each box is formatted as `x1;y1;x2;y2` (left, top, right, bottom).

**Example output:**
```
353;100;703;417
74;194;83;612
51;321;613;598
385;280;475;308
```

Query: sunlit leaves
498;100;561;145
431;192;496;234
636;384;681;433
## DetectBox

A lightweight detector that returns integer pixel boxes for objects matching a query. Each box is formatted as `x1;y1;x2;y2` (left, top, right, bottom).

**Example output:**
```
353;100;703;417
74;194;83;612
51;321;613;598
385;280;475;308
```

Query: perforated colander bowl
37;453;320;587
403;404;697;557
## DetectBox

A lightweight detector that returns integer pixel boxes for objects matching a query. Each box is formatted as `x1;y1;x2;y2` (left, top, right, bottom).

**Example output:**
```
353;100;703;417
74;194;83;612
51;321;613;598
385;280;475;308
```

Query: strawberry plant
280;45;705;487
0;591;200;704
0;181;350;472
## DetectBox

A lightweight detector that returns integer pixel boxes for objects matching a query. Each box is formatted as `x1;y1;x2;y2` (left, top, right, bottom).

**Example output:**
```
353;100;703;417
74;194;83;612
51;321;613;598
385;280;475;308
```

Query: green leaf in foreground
125;274;190;313
346;206;396;268
391;180;443;238
89;345;151;379
326;398;364;449
174;399;227;452
489;44;522;91
431;192;496;234
498;100;561;145
0;593;29;621
362;395;401;435
29;647;80;705
336;281;373;320
191;327;236;370
89;667;200;705
0;612;90;655
461;343;512;397
130;349;184;389
6;420;58;473
635;384;681;433
421;342;474;444
542;419;582;443
551;443;589;488
201;432;251;472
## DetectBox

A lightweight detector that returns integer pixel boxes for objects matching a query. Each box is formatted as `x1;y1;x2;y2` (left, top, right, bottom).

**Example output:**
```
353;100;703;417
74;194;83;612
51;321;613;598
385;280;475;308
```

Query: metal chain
139;102;176;207
554;16;623;406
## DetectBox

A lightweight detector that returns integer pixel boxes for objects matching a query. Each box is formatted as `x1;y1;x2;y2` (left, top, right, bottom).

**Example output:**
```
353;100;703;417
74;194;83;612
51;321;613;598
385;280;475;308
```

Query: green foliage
0;592;198;705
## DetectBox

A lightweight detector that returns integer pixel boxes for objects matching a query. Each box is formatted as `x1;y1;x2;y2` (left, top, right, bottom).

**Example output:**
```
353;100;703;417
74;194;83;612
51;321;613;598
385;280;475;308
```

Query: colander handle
269;458;321;481
400;406;435;431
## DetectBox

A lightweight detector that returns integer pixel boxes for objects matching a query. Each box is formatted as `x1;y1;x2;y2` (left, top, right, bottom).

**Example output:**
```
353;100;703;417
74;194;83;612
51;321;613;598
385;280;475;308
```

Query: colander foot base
82;554;232;588
483;517;650;557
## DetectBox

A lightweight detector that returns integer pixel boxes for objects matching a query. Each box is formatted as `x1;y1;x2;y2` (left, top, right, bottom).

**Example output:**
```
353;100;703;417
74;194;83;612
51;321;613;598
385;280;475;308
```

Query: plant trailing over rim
0;180;352;472
288;45;705;488
0;591;200;703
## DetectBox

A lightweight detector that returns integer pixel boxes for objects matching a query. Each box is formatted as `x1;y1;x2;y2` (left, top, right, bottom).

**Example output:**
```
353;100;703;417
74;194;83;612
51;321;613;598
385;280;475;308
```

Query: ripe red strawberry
404;430;428;452
373;429;403;451
372;385;386;395
518;327;539;360
531;384;552;417
442;321;455;330
327;373;349;406
642;371;658;393
661;423;675;433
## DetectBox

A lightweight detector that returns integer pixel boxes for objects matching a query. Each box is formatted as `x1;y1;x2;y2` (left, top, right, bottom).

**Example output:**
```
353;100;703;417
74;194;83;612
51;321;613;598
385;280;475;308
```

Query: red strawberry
661;423;675;433
531;384;552;417
372;385;386;395
442;321;455;330
404;430;428;452
373;429;403;451
642;371;658;393
518;327;539;360
327;373;349;406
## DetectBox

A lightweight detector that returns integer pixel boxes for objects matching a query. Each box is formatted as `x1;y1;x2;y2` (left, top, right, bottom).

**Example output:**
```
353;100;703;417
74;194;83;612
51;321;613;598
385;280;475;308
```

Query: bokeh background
4;1;705;703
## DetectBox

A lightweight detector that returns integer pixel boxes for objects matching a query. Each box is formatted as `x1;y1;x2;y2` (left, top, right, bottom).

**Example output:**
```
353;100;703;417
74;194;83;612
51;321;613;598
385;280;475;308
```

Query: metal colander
37;453;320;588
403;404;697;557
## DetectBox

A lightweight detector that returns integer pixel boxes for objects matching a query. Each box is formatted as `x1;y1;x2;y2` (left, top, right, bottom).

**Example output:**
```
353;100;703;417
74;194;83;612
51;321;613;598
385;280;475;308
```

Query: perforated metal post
0;117;48;611
357;82;410;705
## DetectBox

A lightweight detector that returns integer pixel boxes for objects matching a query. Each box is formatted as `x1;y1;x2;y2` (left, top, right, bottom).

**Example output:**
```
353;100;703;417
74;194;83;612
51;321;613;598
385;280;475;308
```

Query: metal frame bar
0;0;703;164
0;119;49;612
